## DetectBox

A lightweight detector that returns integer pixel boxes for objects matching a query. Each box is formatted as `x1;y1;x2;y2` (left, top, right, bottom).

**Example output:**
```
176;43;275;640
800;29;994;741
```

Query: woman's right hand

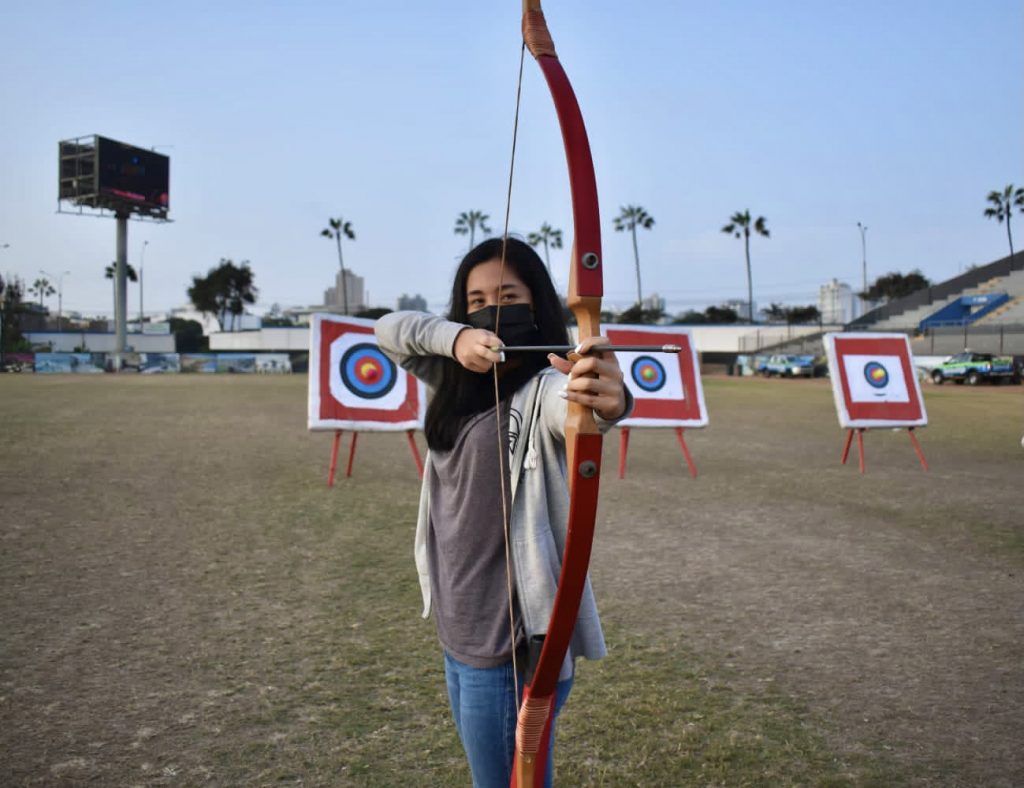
453;328;505;373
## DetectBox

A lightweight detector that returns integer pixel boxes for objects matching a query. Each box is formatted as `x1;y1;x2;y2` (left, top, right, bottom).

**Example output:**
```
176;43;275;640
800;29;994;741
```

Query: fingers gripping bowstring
492;39;527;709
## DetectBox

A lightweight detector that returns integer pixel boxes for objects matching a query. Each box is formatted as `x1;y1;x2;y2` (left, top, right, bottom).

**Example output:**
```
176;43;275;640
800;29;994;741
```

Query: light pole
857;222;868;295
139;240;149;331
40;268;71;332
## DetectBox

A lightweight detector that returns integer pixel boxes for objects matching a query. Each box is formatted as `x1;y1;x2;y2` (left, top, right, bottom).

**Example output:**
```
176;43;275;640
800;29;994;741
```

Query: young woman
375;237;631;787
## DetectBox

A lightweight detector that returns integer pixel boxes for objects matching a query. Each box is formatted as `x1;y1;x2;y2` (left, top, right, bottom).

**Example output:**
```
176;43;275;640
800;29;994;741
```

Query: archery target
824;333;926;428
631;356;668;393
842;355;909;403
309;314;424;431
336;342;398;401
602;325;707;427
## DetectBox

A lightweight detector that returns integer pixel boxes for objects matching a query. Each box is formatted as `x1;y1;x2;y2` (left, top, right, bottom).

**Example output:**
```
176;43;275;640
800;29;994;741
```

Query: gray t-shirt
428;403;521;668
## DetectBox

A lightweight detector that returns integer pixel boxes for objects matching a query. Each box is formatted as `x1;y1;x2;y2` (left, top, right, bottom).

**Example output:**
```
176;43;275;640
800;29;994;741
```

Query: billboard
59;135;169;218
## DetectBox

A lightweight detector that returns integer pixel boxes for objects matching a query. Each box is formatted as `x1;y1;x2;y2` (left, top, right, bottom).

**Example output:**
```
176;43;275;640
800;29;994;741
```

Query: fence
917;323;1024;356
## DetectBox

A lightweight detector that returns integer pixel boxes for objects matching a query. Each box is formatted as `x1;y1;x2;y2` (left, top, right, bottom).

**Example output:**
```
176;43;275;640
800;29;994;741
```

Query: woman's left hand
547;336;627;421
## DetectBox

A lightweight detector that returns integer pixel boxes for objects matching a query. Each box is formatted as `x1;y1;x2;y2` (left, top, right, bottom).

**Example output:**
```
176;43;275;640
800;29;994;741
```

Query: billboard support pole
114;212;128;369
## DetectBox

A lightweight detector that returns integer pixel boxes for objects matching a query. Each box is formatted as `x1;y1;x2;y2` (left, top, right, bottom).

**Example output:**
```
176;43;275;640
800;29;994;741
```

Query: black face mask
466;303;539;347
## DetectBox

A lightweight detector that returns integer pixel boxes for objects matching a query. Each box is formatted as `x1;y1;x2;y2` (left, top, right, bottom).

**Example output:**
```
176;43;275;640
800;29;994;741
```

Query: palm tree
453;211;491;251
721;210;770;322
29;277;56;309
104;262;138;317
984;185;1024;258
321;217;356;315
526;223;563;273
613;205;655;307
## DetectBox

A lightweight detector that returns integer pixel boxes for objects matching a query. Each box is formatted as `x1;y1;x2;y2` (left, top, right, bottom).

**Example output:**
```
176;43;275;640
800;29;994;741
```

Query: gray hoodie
375;311;631;678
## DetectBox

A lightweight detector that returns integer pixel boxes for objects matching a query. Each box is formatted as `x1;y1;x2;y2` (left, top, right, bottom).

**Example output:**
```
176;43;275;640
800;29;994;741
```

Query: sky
1;0;1022;319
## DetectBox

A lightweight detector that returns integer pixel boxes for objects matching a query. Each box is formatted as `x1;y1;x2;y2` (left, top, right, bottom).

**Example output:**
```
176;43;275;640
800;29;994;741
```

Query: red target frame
308;314;424;431
604;325;707;425
825;333;926;428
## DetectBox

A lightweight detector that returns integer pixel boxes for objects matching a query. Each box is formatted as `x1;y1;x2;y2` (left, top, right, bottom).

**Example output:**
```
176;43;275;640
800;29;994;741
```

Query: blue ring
631;356;666;392
863;361;889;389
340;344;397;399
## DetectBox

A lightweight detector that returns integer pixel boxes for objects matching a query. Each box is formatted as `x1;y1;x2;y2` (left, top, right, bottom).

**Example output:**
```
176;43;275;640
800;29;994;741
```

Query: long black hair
424;236;569;452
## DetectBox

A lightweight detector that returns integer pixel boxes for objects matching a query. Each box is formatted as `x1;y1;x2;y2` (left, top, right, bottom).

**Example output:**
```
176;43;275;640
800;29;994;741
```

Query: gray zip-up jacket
376;311;631;677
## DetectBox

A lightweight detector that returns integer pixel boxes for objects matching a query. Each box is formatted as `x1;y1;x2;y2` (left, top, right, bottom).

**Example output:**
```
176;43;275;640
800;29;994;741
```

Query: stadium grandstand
753;250;1024;359
849;250;1024;356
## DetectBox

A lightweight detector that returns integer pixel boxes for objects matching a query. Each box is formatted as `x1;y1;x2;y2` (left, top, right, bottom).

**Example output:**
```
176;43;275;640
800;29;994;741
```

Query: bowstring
493;38;528;711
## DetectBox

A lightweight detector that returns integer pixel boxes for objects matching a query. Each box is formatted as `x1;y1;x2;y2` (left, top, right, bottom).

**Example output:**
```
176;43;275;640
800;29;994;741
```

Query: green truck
930;352;1020;385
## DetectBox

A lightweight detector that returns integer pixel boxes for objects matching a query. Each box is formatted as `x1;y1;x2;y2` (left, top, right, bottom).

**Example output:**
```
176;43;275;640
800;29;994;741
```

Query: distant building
722;299;756;322
641;292;666;312
324;269;366;313
398;293;428;311
818;279;862;325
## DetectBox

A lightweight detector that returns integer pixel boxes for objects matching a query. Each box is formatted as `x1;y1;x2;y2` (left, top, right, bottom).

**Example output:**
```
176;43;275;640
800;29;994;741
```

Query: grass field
1;374;1021;786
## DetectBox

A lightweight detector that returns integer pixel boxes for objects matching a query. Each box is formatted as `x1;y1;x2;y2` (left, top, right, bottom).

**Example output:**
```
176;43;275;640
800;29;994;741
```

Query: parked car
756;354;816;378
930;352;1020;385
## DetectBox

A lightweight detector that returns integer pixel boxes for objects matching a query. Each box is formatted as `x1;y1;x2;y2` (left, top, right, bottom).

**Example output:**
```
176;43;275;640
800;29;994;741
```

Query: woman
375;237;631;787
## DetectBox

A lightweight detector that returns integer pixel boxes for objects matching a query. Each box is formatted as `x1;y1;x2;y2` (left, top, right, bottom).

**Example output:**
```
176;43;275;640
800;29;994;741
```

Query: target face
340;344;396;399
825;334;926;428
603;325;707;427
631;356;667;393
863;361;889;389
842;354;909;403
308;314;424;431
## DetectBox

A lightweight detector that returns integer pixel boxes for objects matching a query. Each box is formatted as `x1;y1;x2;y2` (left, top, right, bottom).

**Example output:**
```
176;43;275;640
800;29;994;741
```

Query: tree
983;184;1024;258
783;305;821;325
721;210;770;322
860;270;931;302
613;205;655;307
104;262;138;318
28;277;55;309
672;309;707;324
1;273;28;363
703;305;739;324
169;317;208;352
526;223;563;273
763;303;787;323
320;217;356;315
453;211;491;251
615;303;665;325
187;259;258;331
355;307;393;320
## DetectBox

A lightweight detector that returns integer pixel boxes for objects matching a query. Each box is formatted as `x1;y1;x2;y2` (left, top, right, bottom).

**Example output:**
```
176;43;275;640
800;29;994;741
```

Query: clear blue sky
1;0;1021;318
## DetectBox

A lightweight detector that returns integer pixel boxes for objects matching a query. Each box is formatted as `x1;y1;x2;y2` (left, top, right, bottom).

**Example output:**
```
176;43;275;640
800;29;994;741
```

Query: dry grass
1;374;1021;786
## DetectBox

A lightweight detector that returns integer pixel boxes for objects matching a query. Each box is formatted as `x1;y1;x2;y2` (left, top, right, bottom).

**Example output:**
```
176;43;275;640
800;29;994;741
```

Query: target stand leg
328;430;343;488
840;429;855;465
675;427;698;479
856;428;866;474
908;428;929;472
406;430;424;479
618;428;630;479
345;432;359;478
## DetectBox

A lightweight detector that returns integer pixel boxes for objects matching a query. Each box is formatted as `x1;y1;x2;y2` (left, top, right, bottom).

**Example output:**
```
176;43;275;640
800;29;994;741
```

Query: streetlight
139;240;149;331
857;222;868;295
40;269;71;332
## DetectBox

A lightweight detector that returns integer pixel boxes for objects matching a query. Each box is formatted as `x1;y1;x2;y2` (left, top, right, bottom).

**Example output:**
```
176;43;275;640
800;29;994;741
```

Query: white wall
209;327;309;351
26;332;176;353
206;323;837;354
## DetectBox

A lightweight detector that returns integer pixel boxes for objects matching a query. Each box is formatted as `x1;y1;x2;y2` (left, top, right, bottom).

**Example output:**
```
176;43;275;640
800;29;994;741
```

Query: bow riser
512;4;605;787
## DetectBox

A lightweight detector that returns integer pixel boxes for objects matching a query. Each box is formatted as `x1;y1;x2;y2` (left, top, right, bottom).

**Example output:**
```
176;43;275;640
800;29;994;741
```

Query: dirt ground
1;374;1021;786
595;378;1023;786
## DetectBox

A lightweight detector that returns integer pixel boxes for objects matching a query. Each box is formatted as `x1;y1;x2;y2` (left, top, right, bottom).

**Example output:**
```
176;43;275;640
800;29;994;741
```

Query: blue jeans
444;652;573;788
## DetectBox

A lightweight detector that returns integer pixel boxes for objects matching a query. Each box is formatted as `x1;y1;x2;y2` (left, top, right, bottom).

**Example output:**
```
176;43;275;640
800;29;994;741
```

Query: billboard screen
97;137;169;212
